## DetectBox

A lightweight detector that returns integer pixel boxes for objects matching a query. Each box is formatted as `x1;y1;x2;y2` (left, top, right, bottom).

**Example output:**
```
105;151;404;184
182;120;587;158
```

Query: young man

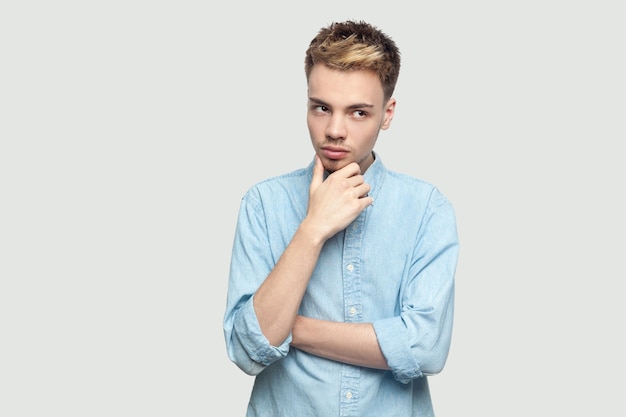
223;20;459;417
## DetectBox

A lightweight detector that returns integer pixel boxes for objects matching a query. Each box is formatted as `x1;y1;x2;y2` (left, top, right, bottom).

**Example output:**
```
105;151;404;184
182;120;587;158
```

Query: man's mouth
321;146;349;160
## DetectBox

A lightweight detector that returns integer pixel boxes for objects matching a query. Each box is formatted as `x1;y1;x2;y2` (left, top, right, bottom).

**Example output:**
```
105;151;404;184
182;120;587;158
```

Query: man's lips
321;147;349;159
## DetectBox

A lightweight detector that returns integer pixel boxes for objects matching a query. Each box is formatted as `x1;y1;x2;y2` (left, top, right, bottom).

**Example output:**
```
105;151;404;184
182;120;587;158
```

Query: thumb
309;154;324;194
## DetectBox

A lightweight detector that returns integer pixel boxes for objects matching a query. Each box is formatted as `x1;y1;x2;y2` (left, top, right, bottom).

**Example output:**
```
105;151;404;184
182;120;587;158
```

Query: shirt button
347;264;354;271
349;306;356;315
345;391;353;399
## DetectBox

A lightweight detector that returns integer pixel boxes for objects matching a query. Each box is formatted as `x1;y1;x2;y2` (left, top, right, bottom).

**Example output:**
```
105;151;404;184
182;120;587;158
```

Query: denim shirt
224;153;459;417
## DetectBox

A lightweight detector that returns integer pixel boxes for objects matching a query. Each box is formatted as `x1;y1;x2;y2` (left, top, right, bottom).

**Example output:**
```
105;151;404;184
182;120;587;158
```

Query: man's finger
309;154;324;193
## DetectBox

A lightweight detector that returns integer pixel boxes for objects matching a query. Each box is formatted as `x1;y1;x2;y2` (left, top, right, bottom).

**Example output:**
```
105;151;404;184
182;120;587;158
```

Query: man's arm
291;315;389;369
253;156;373;346
252;222;323;346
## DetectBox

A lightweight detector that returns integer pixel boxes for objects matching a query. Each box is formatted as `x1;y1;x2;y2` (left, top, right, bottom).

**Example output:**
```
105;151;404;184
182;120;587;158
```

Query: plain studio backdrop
1;1;624;416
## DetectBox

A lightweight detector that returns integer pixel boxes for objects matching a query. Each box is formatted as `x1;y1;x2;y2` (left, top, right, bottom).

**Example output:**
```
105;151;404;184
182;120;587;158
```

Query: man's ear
381;98;396;130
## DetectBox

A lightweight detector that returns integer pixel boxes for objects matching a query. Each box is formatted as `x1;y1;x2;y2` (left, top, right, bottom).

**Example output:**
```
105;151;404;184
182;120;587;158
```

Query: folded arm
291;315;389;369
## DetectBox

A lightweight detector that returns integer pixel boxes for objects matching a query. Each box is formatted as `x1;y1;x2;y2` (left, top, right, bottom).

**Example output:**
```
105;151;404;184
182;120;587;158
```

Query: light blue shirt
224;153;459;417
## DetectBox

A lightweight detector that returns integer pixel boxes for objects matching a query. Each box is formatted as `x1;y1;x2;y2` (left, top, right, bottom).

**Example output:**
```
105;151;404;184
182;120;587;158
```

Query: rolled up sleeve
373;189;458;383
223;190;292;375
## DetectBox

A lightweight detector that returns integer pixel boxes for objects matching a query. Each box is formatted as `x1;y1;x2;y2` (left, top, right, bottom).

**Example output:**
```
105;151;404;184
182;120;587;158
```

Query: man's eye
353;110;367;118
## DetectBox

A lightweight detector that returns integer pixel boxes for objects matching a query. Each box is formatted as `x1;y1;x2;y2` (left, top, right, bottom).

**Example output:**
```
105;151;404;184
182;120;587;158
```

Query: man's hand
306;155;374;241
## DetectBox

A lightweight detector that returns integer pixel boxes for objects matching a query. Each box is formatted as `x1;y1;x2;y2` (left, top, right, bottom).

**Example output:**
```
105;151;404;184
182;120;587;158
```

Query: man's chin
322;159;350;173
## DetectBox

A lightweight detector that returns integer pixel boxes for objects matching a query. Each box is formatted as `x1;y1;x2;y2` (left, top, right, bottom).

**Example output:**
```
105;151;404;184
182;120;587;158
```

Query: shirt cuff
238;296;291;366
373;316;422;383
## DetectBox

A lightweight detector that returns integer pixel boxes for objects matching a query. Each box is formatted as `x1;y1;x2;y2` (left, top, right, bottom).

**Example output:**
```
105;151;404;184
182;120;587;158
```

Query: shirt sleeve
372;188;459;384
223;189;291;376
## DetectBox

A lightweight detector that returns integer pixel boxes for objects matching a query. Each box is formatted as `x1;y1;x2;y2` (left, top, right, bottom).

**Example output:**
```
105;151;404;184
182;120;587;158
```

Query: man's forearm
291;315;389;370
253;222;325;346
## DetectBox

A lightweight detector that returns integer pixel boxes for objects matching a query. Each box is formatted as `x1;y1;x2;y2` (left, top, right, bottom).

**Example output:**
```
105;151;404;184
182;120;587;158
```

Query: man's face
307;64;395;174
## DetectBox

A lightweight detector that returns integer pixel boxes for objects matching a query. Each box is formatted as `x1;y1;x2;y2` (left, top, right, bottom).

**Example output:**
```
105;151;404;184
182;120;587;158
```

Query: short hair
304;20;401;100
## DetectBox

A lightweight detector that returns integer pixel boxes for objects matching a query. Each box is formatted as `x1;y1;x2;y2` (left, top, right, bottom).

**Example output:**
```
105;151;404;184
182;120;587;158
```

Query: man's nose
325;113;347;140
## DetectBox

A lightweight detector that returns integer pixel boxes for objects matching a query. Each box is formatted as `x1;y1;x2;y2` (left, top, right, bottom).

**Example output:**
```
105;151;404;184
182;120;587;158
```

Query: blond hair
304;20;401;100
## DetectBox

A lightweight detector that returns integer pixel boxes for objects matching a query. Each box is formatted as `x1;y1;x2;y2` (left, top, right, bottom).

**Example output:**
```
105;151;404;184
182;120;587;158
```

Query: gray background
1;1;624;416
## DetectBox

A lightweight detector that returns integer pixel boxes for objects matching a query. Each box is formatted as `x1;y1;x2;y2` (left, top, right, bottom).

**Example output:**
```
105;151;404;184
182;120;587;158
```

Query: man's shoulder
241;166;310;201
254;166;310;188
381;167;452;209
383;167;437;192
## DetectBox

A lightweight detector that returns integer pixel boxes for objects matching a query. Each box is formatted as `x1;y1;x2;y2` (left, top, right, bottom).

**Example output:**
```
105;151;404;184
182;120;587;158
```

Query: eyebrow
308;96;375;110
